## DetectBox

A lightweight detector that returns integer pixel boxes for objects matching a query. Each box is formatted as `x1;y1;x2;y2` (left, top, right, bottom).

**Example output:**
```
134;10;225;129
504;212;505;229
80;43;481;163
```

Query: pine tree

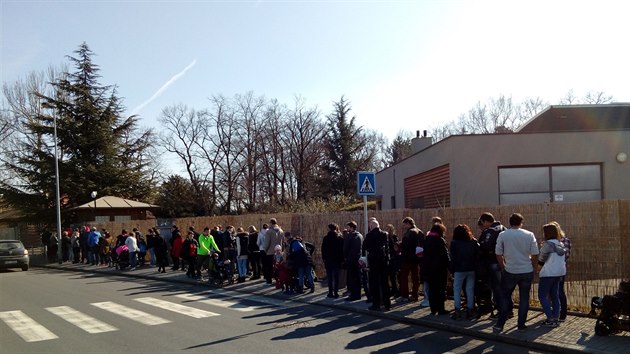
319;97;370;198
386;132;413;166
0;43;155;223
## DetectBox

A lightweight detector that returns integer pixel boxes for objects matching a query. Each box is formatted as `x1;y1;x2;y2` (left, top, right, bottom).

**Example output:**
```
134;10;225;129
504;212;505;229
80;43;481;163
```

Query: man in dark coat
399;217;424;301
321;223;344;298
343;221;363;301
363;218;391;311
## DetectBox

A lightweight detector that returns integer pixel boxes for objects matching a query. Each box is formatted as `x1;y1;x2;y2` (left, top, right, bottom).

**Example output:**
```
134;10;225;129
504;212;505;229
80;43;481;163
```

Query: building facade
376;104;630;210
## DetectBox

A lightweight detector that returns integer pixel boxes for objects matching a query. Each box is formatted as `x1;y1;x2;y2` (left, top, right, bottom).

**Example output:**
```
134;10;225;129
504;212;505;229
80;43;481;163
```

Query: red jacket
171;236;183;257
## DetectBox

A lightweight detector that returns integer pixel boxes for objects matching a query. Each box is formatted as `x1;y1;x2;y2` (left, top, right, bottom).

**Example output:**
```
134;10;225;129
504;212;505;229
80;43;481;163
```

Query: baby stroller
113;245;130;270
209;252;234;286
591;280;630;336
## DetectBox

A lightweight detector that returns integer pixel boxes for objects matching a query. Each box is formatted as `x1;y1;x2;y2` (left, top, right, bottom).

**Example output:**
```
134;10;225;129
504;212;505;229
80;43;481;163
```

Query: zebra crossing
0;294;265;343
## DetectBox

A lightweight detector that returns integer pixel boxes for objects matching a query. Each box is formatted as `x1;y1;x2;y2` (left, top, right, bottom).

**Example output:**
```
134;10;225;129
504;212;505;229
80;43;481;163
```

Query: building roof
74;196;159;209
516;103;630;133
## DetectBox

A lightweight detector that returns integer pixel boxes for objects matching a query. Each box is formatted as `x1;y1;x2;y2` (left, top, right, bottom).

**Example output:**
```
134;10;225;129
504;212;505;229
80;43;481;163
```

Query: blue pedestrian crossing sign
357;171;376;196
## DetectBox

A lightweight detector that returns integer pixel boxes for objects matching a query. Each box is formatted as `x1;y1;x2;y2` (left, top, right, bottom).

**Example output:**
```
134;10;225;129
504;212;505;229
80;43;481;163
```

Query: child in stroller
209;252;234;286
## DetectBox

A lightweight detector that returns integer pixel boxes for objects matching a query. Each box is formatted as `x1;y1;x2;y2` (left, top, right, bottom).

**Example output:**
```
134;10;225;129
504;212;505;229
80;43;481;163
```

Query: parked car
0;240;29;271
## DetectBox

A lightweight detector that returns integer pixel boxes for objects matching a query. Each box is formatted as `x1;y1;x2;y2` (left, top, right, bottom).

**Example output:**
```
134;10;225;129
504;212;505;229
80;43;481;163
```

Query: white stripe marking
134;297;220;318
46;306;117;334
91;301;170;325
0;310;58;342
187;289;289;307
227;292;288;307
175;294;258;312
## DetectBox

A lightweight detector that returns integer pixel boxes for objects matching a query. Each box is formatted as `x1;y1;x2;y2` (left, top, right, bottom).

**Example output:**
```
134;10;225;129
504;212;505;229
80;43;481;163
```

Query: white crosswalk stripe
0;310;58;342
226;291;289;307
91;301;171;325
46;306;117;334
134;297;220;318
175;294;259;312
2;292;263;342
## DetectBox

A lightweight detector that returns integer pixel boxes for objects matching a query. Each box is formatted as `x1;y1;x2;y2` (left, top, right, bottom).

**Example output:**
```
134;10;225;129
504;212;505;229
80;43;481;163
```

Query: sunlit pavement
34;260;630;354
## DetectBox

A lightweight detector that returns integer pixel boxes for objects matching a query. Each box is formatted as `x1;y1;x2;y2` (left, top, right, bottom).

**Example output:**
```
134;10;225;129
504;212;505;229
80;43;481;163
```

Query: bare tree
207;95;248;214
359;129;388;172
258;99;290;208
0;66;64;192
559;89;578;104
519;97;548;121
285;96;325;201
233;91;266;212
157;103;214;215
431;95;553;141
583;91;614;104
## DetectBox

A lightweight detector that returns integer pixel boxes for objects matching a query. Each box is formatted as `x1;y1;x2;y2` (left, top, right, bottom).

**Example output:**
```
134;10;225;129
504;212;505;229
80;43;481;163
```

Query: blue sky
2;0;630;142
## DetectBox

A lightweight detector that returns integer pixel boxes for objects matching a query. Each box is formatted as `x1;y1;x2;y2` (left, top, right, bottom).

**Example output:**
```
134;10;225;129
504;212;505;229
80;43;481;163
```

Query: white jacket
125;236;138;253
539;239;566;278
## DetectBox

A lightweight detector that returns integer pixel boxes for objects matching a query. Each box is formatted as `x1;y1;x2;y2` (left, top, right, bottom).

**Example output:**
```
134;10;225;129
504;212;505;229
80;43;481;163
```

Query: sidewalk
34;261;629;354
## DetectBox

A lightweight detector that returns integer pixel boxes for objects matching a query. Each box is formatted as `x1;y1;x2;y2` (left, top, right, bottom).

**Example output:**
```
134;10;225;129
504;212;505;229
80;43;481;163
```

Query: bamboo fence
89;200;629;313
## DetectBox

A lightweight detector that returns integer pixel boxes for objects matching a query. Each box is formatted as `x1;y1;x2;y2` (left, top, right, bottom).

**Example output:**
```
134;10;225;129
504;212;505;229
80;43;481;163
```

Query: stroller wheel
595;319;614;336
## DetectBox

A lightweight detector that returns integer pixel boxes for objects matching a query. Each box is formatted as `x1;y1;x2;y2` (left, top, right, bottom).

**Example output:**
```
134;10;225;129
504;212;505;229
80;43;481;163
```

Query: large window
499;164;602;205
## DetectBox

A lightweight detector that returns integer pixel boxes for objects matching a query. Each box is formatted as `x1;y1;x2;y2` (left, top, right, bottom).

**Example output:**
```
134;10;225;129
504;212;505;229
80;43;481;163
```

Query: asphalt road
0;268;545;354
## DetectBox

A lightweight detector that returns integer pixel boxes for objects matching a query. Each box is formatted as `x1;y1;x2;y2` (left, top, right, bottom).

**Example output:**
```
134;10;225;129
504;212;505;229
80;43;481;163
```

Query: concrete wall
376;130;630;209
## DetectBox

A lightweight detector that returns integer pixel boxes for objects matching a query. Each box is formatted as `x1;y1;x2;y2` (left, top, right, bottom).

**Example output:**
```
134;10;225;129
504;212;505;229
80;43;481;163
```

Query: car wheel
21;264;29;271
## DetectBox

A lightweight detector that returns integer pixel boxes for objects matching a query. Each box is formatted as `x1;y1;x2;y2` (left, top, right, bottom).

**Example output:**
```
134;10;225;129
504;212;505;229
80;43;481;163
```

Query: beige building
376;104;630;210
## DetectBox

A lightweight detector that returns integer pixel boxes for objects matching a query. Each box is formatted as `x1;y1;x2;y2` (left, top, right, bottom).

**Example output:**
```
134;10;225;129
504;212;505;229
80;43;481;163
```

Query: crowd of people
319;212;571;331
42;226;170;271
42;212;572;330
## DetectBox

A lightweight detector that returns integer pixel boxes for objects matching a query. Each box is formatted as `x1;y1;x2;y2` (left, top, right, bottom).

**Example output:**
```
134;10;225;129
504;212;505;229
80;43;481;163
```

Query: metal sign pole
363;195;368;235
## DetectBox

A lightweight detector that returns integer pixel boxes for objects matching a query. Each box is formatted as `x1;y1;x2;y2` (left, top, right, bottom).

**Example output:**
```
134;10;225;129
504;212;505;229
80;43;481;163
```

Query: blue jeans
497;271;533;328
422;282;430;304
453;271;476;310
487;263;506;313
149;248;156;266
538;276;561;320
237;258;248;277
298;265;314;290
129;251;137;269
88;246;99;265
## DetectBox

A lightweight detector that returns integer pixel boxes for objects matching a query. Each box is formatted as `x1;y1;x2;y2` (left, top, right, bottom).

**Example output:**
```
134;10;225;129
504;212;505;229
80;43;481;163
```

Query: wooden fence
89;200;630;312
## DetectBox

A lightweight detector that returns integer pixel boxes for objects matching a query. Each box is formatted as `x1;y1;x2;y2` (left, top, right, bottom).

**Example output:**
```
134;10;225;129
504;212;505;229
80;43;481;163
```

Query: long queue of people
320;212;571;332
43;226;170;272
42;212;571;331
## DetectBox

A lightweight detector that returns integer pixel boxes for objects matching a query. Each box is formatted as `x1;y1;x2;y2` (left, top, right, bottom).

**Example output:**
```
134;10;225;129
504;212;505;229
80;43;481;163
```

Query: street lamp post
53;115;62;265
91;191;97;222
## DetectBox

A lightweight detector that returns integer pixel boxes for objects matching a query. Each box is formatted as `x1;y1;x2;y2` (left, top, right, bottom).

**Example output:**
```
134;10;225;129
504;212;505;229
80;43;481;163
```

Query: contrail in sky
131;59;197;116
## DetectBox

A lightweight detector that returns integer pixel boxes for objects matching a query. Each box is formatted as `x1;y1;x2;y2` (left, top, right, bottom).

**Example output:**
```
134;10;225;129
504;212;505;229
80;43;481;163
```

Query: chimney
411;129;433;154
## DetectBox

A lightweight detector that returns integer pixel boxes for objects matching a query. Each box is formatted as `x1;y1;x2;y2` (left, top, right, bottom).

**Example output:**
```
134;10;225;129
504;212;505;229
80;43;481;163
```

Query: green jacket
198;233;219;255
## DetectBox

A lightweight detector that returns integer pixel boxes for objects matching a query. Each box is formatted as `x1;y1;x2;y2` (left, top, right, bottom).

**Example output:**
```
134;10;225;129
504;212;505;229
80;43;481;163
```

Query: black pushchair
591;280;630;336
113;245;130;270
209;253;234;286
